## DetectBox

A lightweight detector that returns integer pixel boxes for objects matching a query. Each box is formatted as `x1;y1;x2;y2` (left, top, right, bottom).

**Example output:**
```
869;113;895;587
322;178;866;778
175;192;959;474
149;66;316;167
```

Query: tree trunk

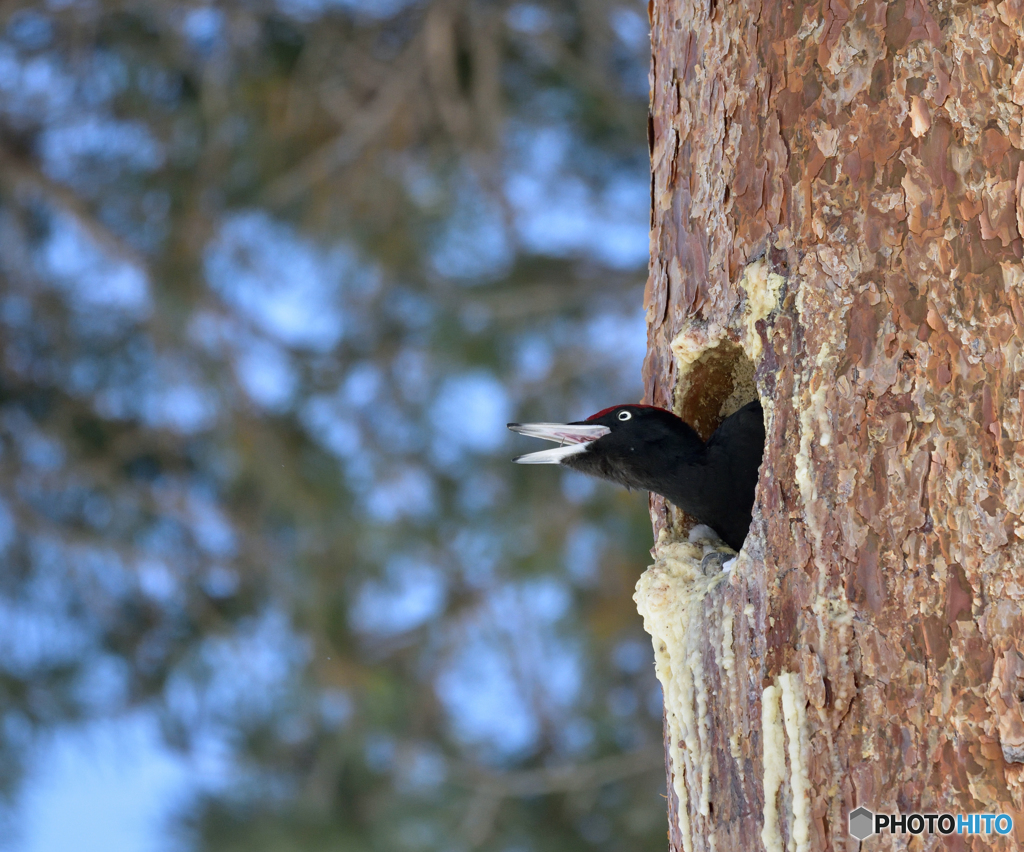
637;1;1024;850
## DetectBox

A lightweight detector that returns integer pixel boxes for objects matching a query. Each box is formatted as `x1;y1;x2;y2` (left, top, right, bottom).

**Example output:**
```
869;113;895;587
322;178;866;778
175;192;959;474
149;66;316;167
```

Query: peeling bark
641;0;1024;849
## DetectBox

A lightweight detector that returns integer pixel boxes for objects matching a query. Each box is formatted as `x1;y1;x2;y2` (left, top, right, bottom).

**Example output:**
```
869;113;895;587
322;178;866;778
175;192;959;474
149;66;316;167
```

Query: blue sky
8;715;209;852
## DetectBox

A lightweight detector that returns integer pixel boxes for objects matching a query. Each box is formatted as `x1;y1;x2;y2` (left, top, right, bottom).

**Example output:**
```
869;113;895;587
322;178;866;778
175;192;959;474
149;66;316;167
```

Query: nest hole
669;339;765;549
675;340;759;440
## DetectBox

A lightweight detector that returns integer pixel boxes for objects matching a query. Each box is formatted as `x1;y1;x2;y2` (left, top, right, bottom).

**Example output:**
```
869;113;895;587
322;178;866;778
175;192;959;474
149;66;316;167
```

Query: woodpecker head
507;404;704;488
510;399;764;551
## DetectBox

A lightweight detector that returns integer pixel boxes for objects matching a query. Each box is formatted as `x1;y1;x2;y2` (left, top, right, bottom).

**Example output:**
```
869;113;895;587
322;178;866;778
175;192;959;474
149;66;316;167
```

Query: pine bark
639;1;1024;850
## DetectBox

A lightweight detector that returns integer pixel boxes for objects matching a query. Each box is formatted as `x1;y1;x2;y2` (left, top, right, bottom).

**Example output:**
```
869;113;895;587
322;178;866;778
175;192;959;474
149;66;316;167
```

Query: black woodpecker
508;400;765;551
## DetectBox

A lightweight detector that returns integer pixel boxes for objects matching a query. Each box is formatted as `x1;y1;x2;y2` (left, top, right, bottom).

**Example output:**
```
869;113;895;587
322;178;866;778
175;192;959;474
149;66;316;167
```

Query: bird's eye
617;410;632;421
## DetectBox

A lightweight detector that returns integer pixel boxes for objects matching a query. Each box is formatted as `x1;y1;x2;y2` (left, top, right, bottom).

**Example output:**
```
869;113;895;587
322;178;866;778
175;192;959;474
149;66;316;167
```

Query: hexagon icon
849;806;875;840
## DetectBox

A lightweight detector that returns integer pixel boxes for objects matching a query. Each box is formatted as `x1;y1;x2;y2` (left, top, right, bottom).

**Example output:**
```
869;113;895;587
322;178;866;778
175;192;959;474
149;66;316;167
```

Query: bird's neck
635;444;710;518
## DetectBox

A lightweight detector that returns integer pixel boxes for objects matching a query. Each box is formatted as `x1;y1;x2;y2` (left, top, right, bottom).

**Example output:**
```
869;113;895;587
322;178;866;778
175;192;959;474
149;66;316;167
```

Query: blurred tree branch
261;34;423;207
458;745;663;846
0;143;148;271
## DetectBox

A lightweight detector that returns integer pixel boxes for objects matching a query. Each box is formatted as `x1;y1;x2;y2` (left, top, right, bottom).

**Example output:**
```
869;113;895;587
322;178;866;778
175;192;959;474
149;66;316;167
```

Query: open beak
507;422;610;464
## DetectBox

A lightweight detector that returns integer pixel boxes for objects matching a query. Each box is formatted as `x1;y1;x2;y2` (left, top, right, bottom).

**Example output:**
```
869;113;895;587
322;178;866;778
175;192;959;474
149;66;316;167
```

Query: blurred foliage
0;0;664;849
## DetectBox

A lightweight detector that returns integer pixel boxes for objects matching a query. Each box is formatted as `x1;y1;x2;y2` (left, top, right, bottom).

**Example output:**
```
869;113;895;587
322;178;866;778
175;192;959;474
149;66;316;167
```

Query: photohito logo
849;806;1014;839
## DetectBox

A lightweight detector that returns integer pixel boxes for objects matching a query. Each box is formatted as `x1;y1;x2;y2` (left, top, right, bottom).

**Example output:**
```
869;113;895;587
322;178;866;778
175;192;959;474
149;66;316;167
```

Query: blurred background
0;0;663;849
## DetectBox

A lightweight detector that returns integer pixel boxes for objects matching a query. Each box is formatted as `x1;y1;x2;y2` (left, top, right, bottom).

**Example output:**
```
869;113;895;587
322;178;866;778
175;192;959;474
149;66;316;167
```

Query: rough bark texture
638;0;1024;850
